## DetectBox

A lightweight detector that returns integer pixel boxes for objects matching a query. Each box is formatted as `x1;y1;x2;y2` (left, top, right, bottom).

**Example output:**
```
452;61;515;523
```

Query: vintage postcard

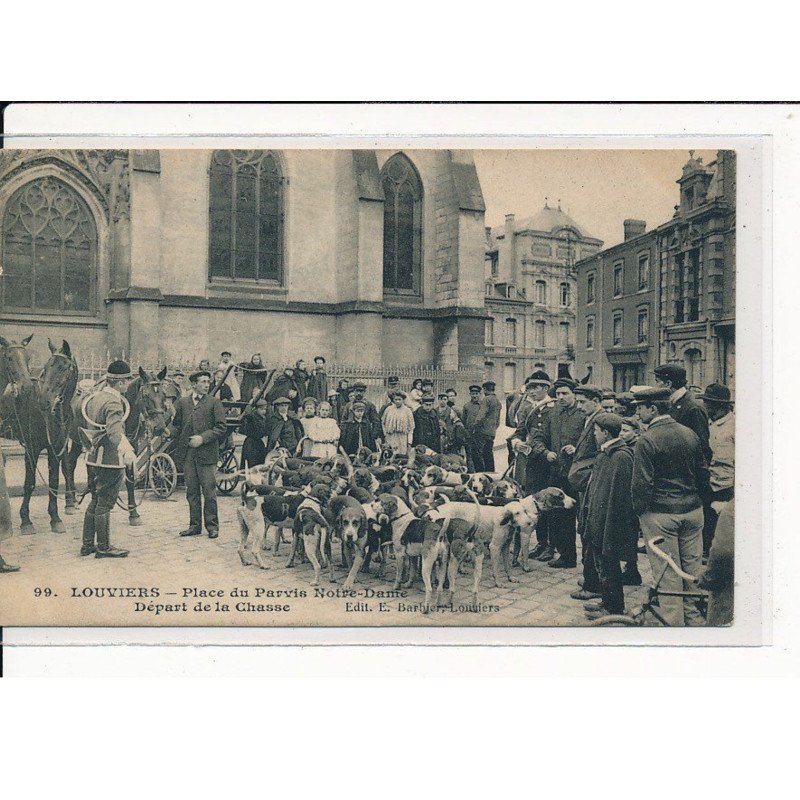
0;125;765;638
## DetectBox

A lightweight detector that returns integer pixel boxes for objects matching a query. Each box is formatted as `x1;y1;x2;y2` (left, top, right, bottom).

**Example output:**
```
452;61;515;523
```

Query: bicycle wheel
215;448;240;495
149;452;177;498
589;613;640;627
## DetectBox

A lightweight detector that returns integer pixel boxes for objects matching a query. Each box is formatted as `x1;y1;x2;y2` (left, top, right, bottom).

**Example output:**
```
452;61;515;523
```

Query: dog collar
390;510;414;522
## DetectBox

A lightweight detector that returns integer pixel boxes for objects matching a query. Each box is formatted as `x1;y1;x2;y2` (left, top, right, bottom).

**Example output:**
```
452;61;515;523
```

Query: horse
0;335;77;534
65;365;170;525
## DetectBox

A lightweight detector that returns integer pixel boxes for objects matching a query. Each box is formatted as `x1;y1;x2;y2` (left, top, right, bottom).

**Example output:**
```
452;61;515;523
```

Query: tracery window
1;177;96;313
381;154;422;295
209;150;283;283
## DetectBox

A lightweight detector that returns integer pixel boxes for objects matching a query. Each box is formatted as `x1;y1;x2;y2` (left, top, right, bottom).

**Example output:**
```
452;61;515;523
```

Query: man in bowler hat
170;370;227;538
654;363;711;462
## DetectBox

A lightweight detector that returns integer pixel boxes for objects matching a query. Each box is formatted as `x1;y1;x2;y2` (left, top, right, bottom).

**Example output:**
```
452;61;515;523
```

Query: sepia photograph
0;143;742;629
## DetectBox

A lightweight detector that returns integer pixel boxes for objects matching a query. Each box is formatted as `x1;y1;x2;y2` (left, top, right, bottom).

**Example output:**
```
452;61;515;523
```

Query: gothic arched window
1;177;97;313
381;154;422;295
209;150;284;283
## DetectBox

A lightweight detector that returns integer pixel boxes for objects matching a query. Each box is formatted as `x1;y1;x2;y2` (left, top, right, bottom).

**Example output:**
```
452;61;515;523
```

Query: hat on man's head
421;394;435;403
574;384;602;401
468;384;482;393
601;389;616;401
273;396;291;406
189;370;211;383
632;386;671;404
553;378;577;391
351;400;367;411
254;398;268;409
617;391;636;408
593;412;625;438
437;392;448;399
654;363;687;386
106;360;132;380
482;381;496;391
698;383;733;405
525;370;552;388
314;355;326;363
421;378;434;386
352;381;367;391
387;376;400;387
220;351;232;357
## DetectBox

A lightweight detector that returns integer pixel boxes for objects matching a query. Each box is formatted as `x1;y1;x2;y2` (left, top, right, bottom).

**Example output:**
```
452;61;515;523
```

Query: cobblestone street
0;479;651;627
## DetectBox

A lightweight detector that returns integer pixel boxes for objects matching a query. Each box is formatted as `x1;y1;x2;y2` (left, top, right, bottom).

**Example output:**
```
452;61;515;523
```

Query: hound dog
236;486;271;570
257;487;308;555
326;495;391;589
465;472;495;498
426;487;576;605
421;464;467;488
490;479;521;501
287;486;334;586
372;493;449;612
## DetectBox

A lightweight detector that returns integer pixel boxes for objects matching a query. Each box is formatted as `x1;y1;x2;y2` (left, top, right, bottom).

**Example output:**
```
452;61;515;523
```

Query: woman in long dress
381;391;415;456
301;400;340;459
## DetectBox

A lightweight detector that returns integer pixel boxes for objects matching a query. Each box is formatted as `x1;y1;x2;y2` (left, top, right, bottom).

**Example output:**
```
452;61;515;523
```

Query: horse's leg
128;465;142;526
62;441;79;514
48;448;65;533
20;448;36;534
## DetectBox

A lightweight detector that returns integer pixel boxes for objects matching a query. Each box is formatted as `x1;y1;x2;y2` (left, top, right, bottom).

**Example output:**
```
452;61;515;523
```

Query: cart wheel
216;448;240;495
149;452;178;498
116;464;148;511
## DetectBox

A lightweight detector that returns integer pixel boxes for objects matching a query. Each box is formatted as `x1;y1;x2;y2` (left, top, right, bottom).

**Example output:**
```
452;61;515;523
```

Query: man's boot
0;554;20;573
95;513;128;558
79;513;96;557
536;545;555;562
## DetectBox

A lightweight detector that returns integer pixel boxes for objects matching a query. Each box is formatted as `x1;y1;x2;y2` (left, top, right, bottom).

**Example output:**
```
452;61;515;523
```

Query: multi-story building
574;150;736;392
484;203;603;393
0;148;488;384
574;219;659;391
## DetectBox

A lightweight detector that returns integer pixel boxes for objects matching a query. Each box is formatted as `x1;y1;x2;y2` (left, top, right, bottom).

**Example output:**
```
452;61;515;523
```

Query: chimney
623;219;646;241
505;214;516;281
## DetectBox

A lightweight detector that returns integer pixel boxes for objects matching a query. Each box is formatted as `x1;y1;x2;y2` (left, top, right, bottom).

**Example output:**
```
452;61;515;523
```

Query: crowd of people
505;364;735;625
0;348;735;627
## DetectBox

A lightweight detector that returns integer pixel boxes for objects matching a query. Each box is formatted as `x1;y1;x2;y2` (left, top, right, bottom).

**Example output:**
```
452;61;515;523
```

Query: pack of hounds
236;445;575;613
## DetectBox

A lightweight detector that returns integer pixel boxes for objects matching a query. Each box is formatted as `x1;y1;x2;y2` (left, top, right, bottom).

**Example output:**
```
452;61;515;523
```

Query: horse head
134;365;170;436
38;338;78;415
0;333;36;399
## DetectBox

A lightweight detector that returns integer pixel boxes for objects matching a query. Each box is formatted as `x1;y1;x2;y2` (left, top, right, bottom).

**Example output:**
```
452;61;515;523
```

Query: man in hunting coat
170;370;227;539
80;360;137;558
412;394;442;452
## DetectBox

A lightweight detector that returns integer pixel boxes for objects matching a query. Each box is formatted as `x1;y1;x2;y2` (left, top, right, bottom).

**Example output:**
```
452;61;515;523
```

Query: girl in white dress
302;401;340;459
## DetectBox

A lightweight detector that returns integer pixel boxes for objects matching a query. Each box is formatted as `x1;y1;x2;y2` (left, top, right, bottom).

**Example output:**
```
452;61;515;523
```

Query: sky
474;149;718;247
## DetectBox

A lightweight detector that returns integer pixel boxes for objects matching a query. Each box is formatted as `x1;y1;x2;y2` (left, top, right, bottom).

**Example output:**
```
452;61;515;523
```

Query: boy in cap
170;369;228;539
340;400;380;456
267;397;305;453
79;360;137;558
583;413;639;619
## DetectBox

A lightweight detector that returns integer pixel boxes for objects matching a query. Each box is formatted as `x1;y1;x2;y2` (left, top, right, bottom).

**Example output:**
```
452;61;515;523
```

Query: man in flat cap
631;386;710;626
698;383;735;556
412;394;442;452
600;390;617;413
469;380;501;472
654;364;711;462
568;385;605;599
339;400;380;456
79;360;137;558
530;378;586;567
462;384;485;471
583;413;639;620
267;397;305;454
170;369;227;539
341;381;382;438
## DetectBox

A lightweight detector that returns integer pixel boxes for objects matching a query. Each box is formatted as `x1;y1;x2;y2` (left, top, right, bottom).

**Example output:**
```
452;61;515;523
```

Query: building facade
0;149;488;380
484;204;602;393
574;150;736;392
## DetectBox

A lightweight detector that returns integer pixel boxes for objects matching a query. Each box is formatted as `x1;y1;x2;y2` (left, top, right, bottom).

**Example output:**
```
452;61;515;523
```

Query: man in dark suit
530;377;586;567
567;385;604;599
170;370;227;539
653;363;711;462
